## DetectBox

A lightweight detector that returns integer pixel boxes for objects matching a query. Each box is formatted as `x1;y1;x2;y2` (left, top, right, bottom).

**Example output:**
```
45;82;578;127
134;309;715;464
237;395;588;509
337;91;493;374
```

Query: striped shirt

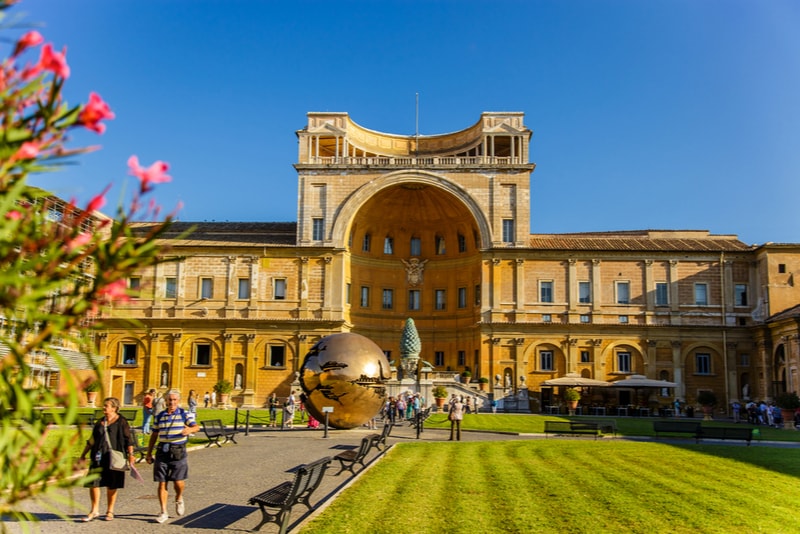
153;407;196;445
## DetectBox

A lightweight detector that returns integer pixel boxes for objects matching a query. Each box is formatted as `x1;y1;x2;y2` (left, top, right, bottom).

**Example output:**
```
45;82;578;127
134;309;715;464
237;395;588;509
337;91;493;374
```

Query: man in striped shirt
146;389;199;524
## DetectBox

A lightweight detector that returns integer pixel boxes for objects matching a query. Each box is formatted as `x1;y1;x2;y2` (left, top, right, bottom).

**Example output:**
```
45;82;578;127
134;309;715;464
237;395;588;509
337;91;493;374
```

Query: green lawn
302;440;800;533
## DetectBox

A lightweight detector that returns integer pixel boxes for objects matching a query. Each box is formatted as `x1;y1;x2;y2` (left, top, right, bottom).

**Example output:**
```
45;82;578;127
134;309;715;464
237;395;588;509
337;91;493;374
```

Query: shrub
774;391;800;410
564;388;581;402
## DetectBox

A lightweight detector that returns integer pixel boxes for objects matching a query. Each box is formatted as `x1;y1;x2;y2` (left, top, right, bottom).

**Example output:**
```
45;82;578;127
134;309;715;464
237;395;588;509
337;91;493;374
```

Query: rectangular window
779;263;786;273
382;288;394;309
475;284;481;306
695;283;708;305
458;234;466;253
195;343;211;366
655;282;669;306
274;279;286;300
269;345;285;367
580;314;591;323
165;277;177;299
435;236;446;255
540;350;554;371
617;352;631;373
200;278;213;299
408;289;421;310
502;219;514;243
238;278;250;299
128;277;141;291
616;281;630;304
122;343;137;365
434;351;445;367
457;350;466;366
542;314;552;323
740;353;749;366
619;315;629;324
580;350;590;363
410;237;421;256
540;281;553;303
435;289;446;310
360;286;370;307
578;281;591;303
383;236;393;254
362;233;371;252
457;287;467;309
696;353;711;375
312;217;324;240
735;284;748;306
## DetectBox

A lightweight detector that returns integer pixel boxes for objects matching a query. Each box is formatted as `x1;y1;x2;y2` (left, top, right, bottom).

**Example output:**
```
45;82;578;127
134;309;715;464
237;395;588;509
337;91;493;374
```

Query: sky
12;0;800;246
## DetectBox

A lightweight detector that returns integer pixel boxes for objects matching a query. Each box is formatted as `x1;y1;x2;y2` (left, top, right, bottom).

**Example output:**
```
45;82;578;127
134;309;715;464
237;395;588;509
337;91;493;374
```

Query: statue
234;372;242;389
505;373;512;388
742;383;749;399
401;258;428;286
495;374;502;387
160;368;168;387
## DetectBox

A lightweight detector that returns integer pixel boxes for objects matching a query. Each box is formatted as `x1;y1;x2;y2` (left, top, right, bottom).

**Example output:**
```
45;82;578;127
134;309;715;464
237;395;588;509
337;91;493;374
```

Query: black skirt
85;451;126;489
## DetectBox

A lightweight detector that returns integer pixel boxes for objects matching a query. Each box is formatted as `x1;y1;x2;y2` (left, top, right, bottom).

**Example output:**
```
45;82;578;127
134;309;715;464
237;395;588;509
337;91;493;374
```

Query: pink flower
10;141;39;161
5;210;23;220
63;232;93;253
86;186;110;212
77;92;114;134
29;43;70;79
127;155;171;192
98;279;130;303
13;31;44;57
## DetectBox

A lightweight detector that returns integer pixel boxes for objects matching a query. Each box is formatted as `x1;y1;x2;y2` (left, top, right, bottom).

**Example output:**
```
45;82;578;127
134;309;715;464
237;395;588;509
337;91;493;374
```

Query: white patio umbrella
541;372;610;387
608;374;677;388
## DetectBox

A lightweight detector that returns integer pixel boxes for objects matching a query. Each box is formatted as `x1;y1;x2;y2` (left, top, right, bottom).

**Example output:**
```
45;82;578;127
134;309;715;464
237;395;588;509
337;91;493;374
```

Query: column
672;341;684;401
220;331;233;389
490;259;501;309
646;339;657;374
241;333;257;408
323;256;333;312
591;260;601;313
567;258;577;312
644;260;654;311
515;258;525;313
224;256;236;310
171;333;183;394
299;257;310;319
562;336;578;374
669;260;680;324
147;332;159;390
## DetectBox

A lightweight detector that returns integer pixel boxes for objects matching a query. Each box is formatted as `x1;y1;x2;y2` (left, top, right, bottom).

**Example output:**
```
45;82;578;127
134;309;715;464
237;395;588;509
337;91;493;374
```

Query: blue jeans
142;409;153;434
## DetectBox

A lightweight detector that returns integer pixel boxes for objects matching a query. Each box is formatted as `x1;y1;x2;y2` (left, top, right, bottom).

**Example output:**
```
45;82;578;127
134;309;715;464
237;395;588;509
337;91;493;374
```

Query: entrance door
124;381;134;406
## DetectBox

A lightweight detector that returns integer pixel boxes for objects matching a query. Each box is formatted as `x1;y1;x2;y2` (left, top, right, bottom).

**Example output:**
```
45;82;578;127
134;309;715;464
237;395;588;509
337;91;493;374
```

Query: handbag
104;420;130;471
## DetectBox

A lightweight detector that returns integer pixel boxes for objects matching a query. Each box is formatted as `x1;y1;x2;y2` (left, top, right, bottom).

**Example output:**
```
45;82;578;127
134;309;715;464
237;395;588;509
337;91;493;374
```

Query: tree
0;1;178;524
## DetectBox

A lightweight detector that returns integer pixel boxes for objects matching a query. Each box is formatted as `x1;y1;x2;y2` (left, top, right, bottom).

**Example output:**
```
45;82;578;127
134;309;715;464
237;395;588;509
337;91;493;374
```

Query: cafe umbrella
541;372;611;387
608;374;677;409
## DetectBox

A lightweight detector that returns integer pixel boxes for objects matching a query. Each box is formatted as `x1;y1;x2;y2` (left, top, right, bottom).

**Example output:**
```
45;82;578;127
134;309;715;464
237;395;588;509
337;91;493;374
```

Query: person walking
283;390;296;429
153;391;166;419
145;389;200;524
187;390;198;414
268;392;280;427
203;391;210;408
142;389;155;434
79;397;135;522
449;395;464;441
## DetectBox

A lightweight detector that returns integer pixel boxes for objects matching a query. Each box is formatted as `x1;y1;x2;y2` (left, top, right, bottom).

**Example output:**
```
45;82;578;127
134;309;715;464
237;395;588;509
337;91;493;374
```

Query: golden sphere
299;333;390;429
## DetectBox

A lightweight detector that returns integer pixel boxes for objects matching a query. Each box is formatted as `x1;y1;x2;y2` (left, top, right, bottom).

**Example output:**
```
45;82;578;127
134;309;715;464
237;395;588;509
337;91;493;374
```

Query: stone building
98;112;800;411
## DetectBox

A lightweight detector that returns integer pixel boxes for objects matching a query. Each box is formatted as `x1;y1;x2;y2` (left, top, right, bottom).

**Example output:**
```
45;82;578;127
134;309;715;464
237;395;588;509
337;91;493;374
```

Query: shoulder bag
104;420;130;471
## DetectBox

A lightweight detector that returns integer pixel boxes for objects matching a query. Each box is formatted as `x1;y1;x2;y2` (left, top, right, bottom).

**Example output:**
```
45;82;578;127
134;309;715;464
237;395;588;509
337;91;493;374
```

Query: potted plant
697;390;717;420
432;385;448;411
213;379;233;407
84;380;101;407
774;391;800;428
478;376;489;391
564;387;581;409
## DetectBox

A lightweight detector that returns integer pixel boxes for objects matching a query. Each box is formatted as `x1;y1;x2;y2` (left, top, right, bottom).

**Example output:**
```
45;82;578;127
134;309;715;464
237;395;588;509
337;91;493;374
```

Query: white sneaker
156;512;169;523
175;500;185;516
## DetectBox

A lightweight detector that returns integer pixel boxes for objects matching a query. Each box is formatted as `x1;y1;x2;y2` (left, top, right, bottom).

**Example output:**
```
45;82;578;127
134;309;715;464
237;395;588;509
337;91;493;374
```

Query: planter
86;391;98;407
781;408;794;429
702;405;713;421
219;393;230;408
479;382;487;392
435;397;446;411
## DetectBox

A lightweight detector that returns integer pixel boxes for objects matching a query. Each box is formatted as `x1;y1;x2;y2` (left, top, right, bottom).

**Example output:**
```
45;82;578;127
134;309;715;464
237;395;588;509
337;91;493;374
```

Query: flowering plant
0;0;179;520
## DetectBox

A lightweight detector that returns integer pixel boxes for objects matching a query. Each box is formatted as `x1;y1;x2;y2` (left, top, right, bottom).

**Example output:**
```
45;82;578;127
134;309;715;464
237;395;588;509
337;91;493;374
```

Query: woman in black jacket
79;397;135;521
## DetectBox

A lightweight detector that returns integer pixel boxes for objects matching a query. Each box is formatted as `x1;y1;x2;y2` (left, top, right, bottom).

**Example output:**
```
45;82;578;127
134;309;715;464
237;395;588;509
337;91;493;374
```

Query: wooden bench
200;419;238;447
333;436;372;476
544;420;604;439
367;423;393;452
698;426;753;446
247;456;332;533
653;420;701;442
582;419;618;437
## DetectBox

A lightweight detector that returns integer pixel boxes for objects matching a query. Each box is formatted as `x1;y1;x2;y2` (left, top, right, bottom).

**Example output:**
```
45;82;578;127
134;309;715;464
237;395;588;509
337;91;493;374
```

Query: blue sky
15;0;800;245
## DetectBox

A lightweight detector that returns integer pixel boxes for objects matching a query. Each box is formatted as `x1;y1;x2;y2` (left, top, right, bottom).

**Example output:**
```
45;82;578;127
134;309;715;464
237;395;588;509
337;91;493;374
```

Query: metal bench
333;436;372;476
200;419;238;447
653;420;701;442
582;419;618;437
698;426;753;446
367;423;393;451
247;456;332;533
544;420;604;439
129;428;149;463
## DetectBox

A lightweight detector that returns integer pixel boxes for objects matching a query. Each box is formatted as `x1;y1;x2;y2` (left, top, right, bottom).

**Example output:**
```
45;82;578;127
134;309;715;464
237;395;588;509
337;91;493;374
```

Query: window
580;314;591;323
540;281;553;303
362;233;371;252
312;218;324;240
274;279;286;300
740;354;749;366
435;289;446;310
360;286;370;307
616;281;630;304
778;263;786;273
580;350;590;363
269;345;285;367
410;237;421;256
128;277;141;291
435;235;446;255
238;278;250;299
578;281;591;303
539;350;554;371
383;236;393;254
121;343;137;365
502;219;514;243
696;353;711;375
655;282;669;306
165;277;177;299
542;314;552;323
408;289;421;310
457;287;467;309
382;288;393;309
195;343;211;366
735;284;748;306
694;283;708;305
457;350;466;366
200;278;213;299
619;315;629;324
475;284;481;306
434;351;444;366
617;352;631;373
458;234;466;253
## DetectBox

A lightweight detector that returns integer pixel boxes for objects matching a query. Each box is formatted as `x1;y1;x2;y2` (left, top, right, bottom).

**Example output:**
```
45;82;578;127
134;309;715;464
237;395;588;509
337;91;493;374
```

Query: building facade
99;112;800;411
